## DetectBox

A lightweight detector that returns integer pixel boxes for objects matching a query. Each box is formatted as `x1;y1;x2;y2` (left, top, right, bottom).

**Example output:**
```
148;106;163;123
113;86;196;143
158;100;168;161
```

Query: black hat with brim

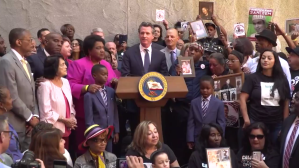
255;29;277;47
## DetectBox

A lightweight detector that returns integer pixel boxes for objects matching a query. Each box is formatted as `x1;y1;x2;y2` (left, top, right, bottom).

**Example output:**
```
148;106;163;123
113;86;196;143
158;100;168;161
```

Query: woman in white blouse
37;54;77;149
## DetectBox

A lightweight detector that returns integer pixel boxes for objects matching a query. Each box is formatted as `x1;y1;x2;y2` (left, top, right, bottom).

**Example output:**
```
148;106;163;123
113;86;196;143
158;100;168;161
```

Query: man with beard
0;35;6;57
247;29;292;90
27;33;63;81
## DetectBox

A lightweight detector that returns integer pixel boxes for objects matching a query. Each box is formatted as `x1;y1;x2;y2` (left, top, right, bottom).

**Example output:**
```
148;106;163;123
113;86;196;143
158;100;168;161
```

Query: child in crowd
186;75;226;149
84;64;119;152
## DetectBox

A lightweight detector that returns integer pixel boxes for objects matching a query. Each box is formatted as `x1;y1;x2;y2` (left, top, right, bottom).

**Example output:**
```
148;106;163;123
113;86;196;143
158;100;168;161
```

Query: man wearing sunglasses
280;91;299;168
0;115;12;168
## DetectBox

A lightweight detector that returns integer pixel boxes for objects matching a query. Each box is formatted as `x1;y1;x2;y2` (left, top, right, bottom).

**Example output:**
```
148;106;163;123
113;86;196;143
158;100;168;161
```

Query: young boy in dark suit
186;75;225;149
84;64;119;152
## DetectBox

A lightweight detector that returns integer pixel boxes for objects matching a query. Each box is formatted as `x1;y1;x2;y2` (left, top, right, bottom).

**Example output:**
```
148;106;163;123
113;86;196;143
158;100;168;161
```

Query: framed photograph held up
178;56;195;77
213;73;244;101
199;1;214;20
285;18;299;35
206;147;231;168
190;20;208;40
214;73;244;128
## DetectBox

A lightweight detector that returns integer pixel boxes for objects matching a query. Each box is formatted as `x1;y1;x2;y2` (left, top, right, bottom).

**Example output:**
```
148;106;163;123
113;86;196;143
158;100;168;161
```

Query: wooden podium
116;76;188;142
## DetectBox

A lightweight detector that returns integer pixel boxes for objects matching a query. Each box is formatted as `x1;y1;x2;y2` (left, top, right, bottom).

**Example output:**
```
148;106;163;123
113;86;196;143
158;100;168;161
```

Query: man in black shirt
286;47;299;93
199;16;227;50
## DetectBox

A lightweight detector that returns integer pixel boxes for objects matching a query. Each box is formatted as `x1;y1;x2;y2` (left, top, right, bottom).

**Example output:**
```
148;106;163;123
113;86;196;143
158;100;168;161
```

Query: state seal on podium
138;72;168;102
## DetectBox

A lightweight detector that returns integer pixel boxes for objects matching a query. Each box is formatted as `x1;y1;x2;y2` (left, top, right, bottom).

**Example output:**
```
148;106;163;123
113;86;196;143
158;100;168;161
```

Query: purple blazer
186;96;226;142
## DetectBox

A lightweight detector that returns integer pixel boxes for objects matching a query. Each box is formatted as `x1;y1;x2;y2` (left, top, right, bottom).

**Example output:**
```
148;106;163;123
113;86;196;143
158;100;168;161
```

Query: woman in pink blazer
37;54;77;149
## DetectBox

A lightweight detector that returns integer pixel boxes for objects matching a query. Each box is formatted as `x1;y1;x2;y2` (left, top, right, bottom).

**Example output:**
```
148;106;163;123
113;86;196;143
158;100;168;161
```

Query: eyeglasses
1;131;13;138
226;59;240;64
249;134;264;140
72;43;79;47
19;38;33;43
91;138;107;144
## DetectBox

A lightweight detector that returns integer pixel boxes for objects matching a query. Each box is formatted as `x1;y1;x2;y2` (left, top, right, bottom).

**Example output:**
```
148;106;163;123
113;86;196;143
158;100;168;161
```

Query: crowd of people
0;12;299;168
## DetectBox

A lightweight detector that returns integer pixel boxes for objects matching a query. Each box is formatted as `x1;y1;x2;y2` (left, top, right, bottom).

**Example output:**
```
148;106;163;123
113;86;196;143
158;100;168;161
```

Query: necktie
102;89;107;106
170;51;175;64
21;59;31;81
283;120;299;168
202;99;208;118
144;49;150;73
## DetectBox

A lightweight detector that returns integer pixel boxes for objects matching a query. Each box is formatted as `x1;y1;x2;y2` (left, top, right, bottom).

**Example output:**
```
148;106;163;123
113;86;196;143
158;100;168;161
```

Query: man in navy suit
120;22;168;135
36;28;50;53
121;22;168;77
27;33;63;81
84;64;119;152
280;91;299;168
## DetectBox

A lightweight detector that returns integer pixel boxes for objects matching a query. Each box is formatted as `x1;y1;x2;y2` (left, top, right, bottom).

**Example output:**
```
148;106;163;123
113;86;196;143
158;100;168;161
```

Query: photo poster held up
285;18;299;35
206;147;232;168
246;8;273;41
214;73;244;128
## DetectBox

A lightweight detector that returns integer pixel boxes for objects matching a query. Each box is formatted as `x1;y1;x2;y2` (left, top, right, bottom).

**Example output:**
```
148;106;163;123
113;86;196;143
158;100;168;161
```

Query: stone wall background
0;0;298;51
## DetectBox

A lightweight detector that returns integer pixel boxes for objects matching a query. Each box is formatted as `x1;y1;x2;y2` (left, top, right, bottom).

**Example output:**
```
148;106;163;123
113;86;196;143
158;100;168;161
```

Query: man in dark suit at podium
121;22;168;77
121;22;168;135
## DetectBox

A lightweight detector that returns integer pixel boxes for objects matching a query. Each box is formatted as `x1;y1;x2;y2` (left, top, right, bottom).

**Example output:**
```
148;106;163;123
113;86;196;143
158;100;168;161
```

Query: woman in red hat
74;124;116;168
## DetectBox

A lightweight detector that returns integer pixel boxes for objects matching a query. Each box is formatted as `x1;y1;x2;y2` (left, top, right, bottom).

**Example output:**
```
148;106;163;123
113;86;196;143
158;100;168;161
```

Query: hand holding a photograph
270;22;285;36
175;64;182;76
219;33;228;46
196;15;202;21
211;74;218;79
291;32;299;40
251;158;268;168
163;20;169;30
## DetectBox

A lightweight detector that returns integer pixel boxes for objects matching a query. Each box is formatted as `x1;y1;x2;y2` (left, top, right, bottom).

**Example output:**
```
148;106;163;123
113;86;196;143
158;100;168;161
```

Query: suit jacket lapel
95;91;106;109
38;50;47;65
281;115;297;152
106;89;111;111
204;96;214;119
11;52;31;83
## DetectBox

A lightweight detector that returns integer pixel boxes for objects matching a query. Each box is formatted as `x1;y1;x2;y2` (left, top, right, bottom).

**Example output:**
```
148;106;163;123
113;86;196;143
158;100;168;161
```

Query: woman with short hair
126;121;180;168
37;55;76;149
67;35;117;154
209;53;229;78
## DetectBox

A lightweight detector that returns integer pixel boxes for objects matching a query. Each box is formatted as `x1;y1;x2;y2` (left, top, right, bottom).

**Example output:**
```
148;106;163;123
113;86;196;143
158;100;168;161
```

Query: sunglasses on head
249;134;264;140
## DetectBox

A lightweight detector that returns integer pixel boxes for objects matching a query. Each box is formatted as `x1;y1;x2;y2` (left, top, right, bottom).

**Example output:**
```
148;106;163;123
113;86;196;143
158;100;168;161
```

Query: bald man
105;42;117;56
160;28;181;70
27;33;63;81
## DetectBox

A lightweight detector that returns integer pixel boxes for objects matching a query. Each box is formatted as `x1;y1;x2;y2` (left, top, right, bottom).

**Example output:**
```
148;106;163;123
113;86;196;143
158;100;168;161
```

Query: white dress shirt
44;49;50;56
283;117;299;165
11;49;39;121
11;49;25;64
247;56;291;90
139;44;152;65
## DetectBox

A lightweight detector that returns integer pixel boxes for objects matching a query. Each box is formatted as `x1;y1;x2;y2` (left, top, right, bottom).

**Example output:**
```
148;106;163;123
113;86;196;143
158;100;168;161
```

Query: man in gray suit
160;28;181;71
0;28;39;151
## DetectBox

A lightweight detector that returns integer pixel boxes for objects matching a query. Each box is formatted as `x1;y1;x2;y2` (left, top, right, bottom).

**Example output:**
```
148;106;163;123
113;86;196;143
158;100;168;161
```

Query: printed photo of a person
182;60;192;74
250;15;266;37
